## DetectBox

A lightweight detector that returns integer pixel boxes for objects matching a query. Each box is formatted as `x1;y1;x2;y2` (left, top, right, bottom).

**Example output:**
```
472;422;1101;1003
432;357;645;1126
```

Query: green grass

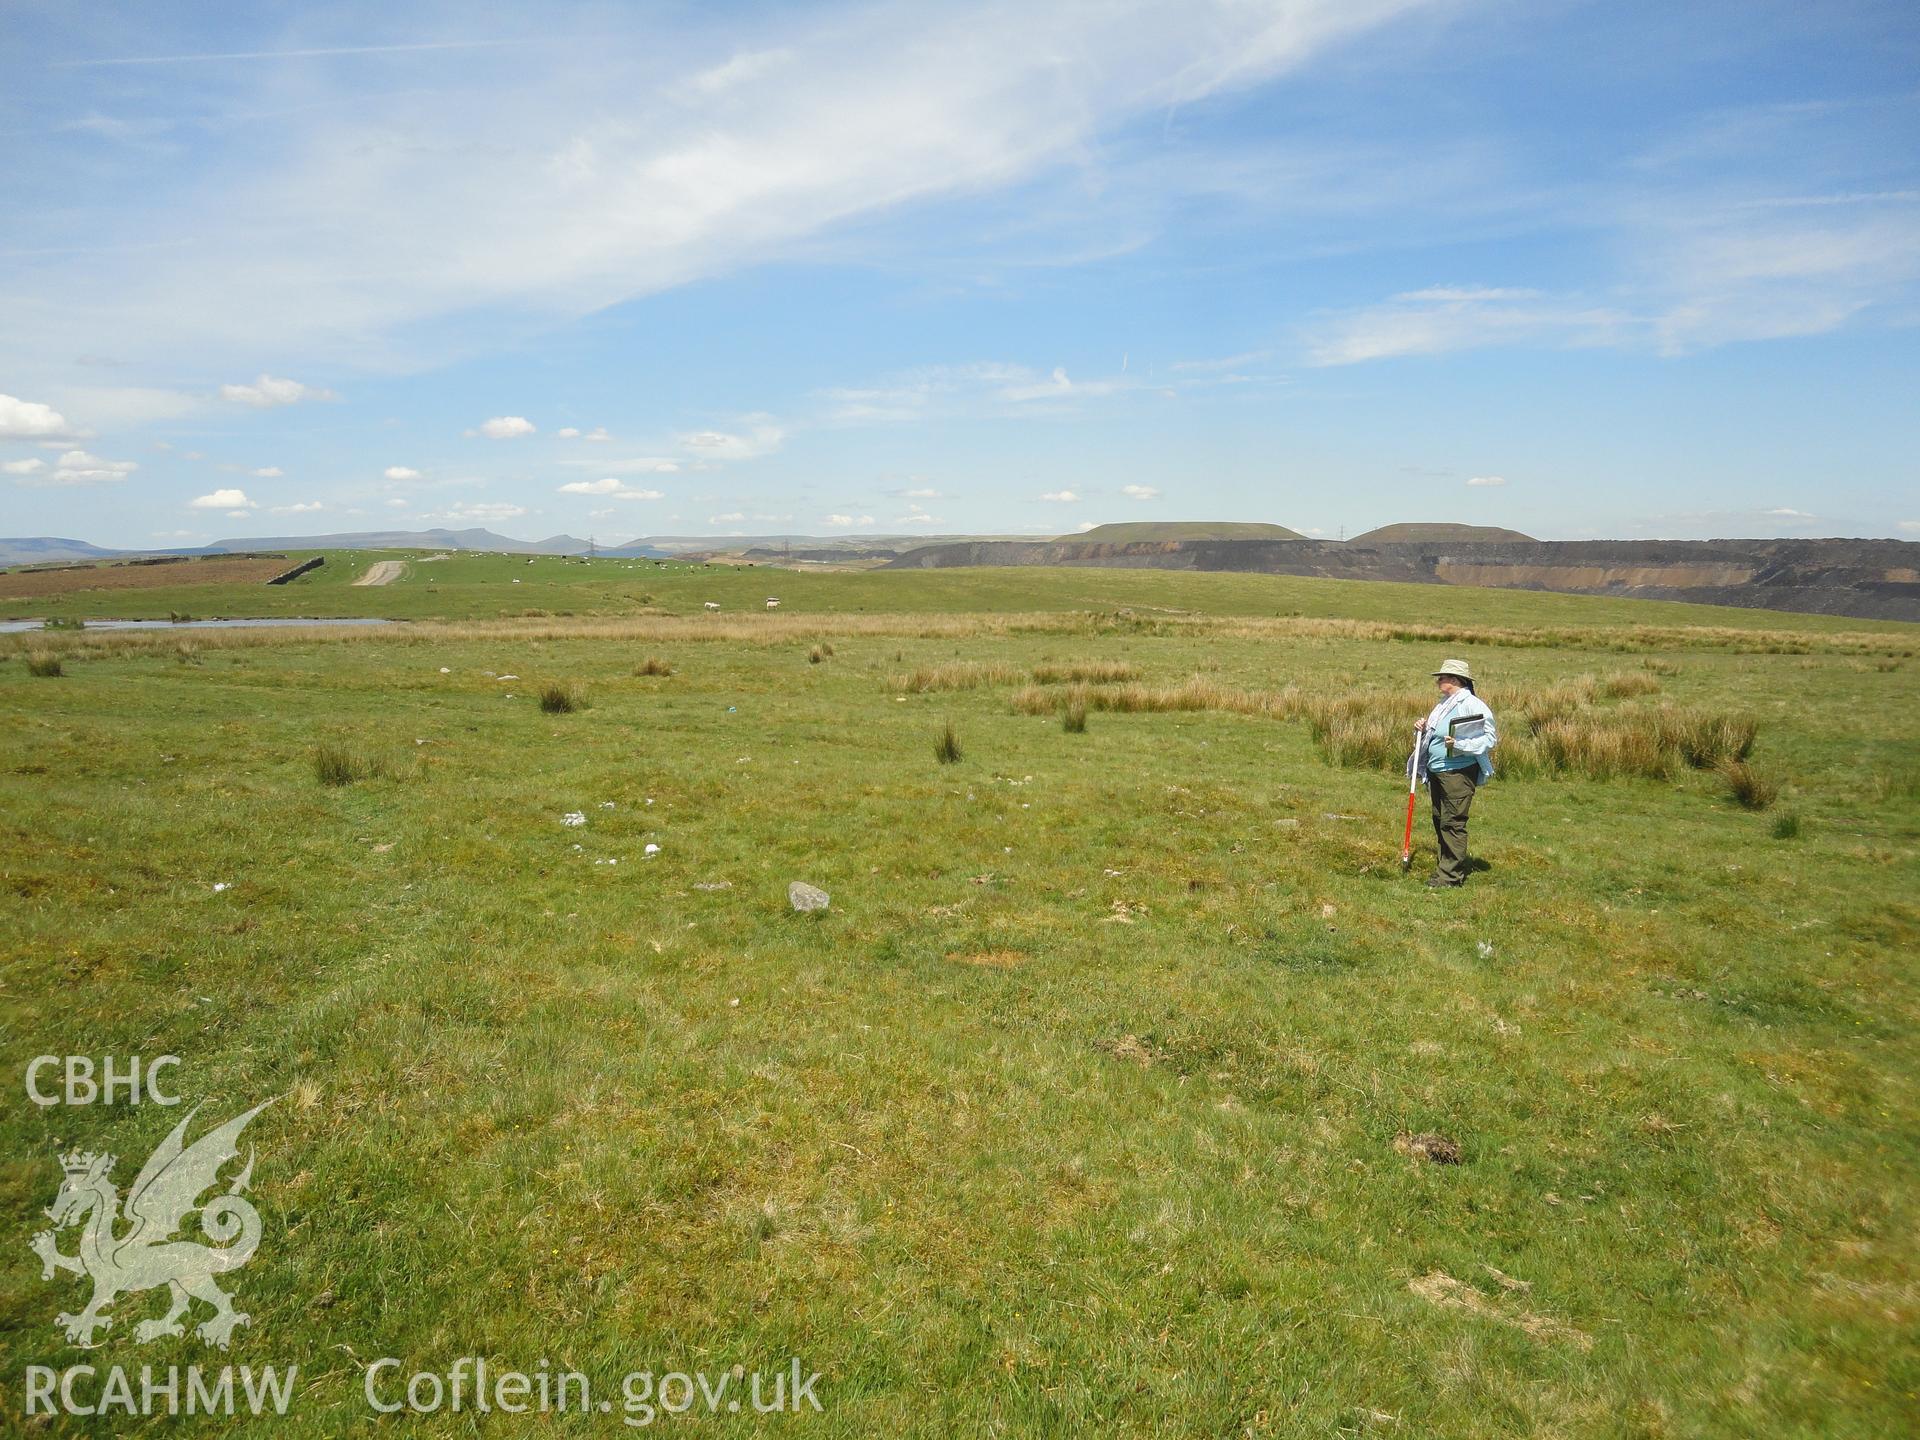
2;566;1916;1438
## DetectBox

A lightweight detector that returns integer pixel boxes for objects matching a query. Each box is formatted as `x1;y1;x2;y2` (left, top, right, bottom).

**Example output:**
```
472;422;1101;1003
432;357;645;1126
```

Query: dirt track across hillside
353;560;407;587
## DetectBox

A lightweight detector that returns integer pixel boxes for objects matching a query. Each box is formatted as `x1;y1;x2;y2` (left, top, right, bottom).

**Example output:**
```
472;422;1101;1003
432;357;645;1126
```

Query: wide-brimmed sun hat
1431;657;1474;682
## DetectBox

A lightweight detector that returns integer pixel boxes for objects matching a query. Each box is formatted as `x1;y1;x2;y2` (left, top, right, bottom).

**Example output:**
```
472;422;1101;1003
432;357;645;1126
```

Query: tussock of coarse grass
1862;766;1920;803
313;743;391;786
539;681;587;714
1643;657;1682;675
1601;670;1663;698
808;645;826;664
894;660;1026;692
1294;679;1761;783
1012;676;1284;717
934;720;962;764
1722;760;1780;811
633;655;673;676
25;650;64;677
1063;696;1088;733
1772;811;1803;839
1661;709;1756;768
1030;659;1139;684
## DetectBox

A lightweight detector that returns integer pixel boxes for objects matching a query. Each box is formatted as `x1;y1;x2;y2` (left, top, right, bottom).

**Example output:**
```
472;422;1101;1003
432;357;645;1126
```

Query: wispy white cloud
1171;350;1273;372
250;466;283;478
2;457;46;476
1040;489;1079;503
678;422;783;460
560;456;680;475
383;465;422;481
822;513;875;527
822;361;1138;424
423;500;527;522
558;478;665;500
272;500;323;513
1120;484;1159;500
53;39;525;69
1465;475;1506;487
1307;288;1640;365
4;1;1440;374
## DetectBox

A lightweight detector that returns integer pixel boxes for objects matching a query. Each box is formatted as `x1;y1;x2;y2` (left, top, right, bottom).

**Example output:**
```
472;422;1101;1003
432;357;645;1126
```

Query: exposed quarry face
885;537;1920;622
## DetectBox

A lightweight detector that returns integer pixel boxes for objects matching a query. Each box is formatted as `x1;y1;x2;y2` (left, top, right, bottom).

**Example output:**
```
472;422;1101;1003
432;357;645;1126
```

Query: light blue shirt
1422;688;1497;780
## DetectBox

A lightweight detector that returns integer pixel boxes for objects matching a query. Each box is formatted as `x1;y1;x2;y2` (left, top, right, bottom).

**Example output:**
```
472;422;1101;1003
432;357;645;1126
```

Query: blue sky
3;0;1917;546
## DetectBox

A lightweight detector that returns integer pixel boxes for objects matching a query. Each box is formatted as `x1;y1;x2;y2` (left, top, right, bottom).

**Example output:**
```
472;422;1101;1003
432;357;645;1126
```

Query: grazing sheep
704;601;721;610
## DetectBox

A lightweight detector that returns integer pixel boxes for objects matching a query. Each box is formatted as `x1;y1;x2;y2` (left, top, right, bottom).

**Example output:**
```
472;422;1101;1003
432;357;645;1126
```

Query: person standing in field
1416;658;1497;888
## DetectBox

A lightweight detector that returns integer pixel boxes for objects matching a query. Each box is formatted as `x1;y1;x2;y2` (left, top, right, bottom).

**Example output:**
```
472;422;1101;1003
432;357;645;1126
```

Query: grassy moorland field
1;565;1916;1437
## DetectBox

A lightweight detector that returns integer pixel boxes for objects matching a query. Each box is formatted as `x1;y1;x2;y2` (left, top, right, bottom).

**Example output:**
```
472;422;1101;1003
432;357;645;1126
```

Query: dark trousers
1427;767;1479;883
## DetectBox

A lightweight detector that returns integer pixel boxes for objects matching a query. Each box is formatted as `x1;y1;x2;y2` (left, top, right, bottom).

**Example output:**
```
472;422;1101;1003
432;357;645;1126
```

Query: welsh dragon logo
30;1099;274;1349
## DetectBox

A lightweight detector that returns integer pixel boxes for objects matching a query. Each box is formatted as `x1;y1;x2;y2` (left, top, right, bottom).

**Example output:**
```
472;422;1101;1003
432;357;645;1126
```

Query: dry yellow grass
0;555;294;598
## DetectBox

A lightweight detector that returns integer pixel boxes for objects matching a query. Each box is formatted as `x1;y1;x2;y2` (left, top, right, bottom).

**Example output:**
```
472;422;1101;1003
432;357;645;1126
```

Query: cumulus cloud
822;513;875;527
219;374;335;408
1040;490;1079;503
583;427;610;442
1120;484;1159;500
555;427;581;439
477;416;536;439
1898;520;1920;533
0;393;82;440
1466;475;1507;487
384;465;422;481
555;426;611;441
273;501;324;513
1074;521;1098;532
250;466;284;478
15;450;141;487
191;488;254;509
557;478;665;499
386;497;409;508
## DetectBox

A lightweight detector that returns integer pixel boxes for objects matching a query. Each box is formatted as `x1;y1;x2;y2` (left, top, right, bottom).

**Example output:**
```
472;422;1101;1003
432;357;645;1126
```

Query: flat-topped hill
1348;523;1536;543
1067;521;1305;542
